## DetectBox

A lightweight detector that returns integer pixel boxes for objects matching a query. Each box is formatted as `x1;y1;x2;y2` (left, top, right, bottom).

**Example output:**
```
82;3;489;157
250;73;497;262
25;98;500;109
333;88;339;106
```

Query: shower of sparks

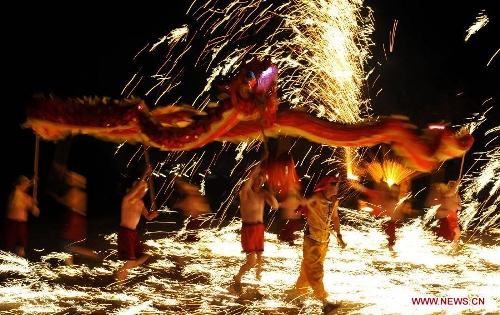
10;3;497;312
458;126;500;234
1;218;498;314
464;10;489;42
115;0;499;251
361;159;418;187
123;0;376;185
487;49;499;66
110;0;381;230
150;25;190;53
265;0;375;123
127;0;375;123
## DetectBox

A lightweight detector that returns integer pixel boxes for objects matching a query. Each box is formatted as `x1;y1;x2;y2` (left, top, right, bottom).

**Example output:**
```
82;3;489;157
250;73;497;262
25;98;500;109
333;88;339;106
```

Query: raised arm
240;161;265;199
140;164;152;182
130;165;152;196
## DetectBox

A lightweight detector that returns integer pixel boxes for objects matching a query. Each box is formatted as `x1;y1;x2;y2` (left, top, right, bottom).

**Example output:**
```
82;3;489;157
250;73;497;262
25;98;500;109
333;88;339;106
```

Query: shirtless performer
115;164;159;281
232;158;279;292
57;171;101;265
4;175;40;257
426;180;462;252
353;181;405;252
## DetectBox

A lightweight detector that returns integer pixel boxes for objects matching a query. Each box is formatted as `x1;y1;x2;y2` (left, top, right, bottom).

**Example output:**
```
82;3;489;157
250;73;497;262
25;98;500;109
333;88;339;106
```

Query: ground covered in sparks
1;212;499;315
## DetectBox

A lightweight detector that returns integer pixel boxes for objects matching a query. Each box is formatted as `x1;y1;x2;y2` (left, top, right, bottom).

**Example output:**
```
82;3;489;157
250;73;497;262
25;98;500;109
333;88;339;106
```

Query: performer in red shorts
115;164;159;281
56;170;102;265
352;180;405;252
426;180;462;252
4;175;40;258
232;155;279;292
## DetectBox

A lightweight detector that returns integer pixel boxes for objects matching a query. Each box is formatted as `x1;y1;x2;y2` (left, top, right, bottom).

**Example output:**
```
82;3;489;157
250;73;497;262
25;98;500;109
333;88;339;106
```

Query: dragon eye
245;71;256;82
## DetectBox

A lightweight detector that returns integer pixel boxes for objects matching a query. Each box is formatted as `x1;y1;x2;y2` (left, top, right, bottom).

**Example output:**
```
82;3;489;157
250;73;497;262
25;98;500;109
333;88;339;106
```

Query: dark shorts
4;219;28;251
117;226;145;260
60;210;87;242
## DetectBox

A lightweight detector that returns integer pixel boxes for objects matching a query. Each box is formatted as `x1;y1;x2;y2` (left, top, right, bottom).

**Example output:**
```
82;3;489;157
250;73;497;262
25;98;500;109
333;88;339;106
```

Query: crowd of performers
2;153;464;312
0;56;475;315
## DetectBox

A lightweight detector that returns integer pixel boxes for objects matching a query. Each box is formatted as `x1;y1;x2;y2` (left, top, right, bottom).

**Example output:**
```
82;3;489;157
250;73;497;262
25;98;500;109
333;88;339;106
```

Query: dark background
3;1;498;229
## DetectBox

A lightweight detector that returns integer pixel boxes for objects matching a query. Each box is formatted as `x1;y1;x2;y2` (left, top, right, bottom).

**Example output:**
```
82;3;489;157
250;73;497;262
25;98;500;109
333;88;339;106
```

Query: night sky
4;1;498;221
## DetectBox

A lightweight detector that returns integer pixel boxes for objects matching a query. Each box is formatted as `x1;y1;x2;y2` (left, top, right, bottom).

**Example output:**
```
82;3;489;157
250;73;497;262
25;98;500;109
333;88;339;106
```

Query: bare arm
127;165;153;199
30;199;40;217
264;189;279;210
141;164;152;181
456;194;462;211
142;205;159;221
28;176;40;217
240;163;262;200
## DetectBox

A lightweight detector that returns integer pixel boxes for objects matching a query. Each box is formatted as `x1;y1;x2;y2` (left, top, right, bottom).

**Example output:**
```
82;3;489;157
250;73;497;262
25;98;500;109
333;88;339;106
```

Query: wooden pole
143;145;157;211
33;134;40;201
260;123;269;161
457;125;469;183
458;154;466;183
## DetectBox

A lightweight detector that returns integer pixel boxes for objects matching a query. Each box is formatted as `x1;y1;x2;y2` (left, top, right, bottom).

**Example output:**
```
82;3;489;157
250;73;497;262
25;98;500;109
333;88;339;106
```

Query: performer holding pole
115;164;159;281
4;175;40;258
232;151;279;293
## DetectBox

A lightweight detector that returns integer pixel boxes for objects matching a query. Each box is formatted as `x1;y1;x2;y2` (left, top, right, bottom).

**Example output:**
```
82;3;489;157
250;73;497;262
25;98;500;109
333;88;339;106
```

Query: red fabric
60;210;87;242
117;226;145;260
240;222;265;253
278;219;304;242
432;218;453;241
314;175;342;192
186;217;202;230
296;205;309;218
261;154;300;198
447;211;459;231
24;59;473;173
183;217;202;242
223;113;474;172
433;212;459;241
382;220;403;247
4;219;28;251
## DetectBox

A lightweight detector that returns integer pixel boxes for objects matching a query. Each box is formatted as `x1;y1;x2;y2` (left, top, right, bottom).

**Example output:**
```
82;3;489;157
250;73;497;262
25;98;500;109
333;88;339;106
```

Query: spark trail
122;0;377;218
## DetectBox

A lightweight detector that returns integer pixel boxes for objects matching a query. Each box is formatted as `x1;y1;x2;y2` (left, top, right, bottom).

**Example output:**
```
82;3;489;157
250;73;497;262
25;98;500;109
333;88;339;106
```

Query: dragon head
218;57;279;127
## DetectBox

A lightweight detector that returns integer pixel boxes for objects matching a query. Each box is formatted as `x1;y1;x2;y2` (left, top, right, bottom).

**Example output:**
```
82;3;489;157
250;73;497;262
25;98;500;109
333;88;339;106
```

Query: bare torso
6;189;35;222
120;193;146;230
239;187;267;223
